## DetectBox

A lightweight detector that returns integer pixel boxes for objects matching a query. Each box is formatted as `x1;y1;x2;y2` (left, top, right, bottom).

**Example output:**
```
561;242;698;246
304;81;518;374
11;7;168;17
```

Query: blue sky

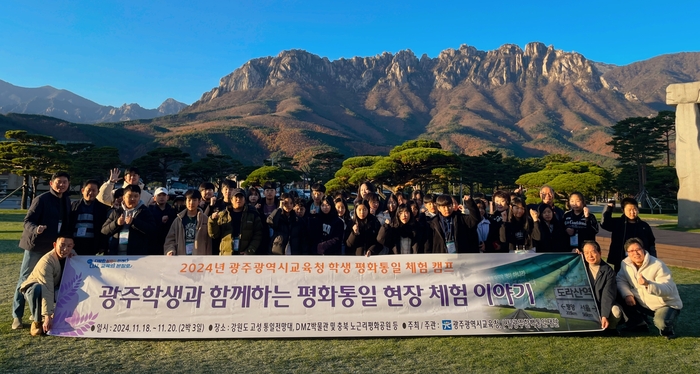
1;0;698;108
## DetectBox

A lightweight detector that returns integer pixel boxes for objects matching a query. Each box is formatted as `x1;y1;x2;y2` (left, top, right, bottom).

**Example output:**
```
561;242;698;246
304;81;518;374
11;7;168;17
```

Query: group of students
12;168;672;337
122;181;601;258
11;167;659;262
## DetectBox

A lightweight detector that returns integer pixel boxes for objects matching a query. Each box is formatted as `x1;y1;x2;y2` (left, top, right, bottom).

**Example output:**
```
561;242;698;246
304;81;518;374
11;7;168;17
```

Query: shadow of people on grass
674;283;699;337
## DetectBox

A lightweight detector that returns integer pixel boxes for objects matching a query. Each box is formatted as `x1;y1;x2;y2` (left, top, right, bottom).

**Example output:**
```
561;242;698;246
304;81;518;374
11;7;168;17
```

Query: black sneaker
602;328;621;336
661;327;676;340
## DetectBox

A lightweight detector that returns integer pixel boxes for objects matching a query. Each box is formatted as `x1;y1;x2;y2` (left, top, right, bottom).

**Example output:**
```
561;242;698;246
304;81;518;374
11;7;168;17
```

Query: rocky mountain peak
524;42;548;57
158;98;187;114
457;44;481;56
196;43;615;106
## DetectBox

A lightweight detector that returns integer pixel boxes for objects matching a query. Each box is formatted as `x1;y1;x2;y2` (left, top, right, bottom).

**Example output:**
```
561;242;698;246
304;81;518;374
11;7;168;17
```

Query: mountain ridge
2;43;697;168
0;79;187;124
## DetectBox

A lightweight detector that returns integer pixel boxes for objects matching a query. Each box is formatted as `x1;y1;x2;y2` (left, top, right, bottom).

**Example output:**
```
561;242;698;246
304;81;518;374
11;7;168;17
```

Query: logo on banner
87;258;133;269
442;320;452;330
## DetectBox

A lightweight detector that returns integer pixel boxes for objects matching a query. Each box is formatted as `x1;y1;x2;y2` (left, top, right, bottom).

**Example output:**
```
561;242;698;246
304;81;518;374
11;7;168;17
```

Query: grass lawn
656;224;700;234
589;212;700;235
591;212;679;223
1;209;699;373
637;213;679;221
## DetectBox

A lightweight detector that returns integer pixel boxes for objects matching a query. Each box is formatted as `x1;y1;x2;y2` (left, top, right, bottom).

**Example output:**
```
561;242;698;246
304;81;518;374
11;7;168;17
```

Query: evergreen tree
131;147;192;186
652;111;676;167
606;116;665;195
67;144;122;184
243;166;300;188
0;130;70;208
179;153;243;191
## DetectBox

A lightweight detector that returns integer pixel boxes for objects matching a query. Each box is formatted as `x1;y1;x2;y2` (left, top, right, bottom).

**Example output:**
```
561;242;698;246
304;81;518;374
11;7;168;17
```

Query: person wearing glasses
426;194;481;253
616;238;682;339
527;185;564;221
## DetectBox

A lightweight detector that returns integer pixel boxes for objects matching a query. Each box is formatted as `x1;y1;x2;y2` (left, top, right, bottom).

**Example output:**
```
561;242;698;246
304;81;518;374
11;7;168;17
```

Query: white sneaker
12;318;23;329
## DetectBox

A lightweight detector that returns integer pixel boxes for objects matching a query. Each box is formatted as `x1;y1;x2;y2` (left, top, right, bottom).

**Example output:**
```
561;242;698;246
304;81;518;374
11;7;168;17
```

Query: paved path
596;219;700;269
596;223;700;249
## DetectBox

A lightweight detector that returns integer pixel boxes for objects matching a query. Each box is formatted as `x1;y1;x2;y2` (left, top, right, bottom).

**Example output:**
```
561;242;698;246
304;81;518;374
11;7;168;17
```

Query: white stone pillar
666;82;700;228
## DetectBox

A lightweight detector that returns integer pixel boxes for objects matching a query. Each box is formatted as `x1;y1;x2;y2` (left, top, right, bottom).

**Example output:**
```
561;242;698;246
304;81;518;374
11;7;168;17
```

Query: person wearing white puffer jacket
616;238;683;339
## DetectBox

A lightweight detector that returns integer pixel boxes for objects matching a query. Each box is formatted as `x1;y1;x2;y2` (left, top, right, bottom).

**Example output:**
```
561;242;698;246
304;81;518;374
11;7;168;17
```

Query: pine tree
606;116;665;195
0;130;70;208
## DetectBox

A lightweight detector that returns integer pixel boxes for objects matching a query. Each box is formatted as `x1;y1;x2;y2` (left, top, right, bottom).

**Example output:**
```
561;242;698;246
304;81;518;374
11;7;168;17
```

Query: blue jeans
12;250;45;319
23;283;44;323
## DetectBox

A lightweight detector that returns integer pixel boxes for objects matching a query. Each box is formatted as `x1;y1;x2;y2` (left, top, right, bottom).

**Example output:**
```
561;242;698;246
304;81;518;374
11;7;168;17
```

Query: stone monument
666;82;700;228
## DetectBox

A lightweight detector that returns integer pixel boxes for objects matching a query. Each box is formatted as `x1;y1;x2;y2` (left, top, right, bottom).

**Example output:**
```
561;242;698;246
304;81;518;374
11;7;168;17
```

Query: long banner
49;253;601;338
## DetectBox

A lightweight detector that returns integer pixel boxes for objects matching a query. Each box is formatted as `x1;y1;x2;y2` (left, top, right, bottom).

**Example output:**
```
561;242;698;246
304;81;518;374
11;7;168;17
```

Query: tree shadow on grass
0;211;25;223
0;239;21;255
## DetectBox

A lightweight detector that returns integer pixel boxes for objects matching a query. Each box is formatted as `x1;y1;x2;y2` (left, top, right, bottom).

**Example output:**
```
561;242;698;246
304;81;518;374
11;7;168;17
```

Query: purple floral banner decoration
50;259;98;336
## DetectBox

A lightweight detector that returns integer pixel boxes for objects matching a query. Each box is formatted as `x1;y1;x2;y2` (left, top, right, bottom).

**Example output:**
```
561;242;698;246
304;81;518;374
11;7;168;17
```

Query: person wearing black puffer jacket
426;194;481;254
499;197;541;253
378;203;425;254
533;204;568;253
563;192;599;253
333;196;353;255
267;193;302;255
308;196;344;255
601;197;656;272
102;185;157;256
346;200;382;256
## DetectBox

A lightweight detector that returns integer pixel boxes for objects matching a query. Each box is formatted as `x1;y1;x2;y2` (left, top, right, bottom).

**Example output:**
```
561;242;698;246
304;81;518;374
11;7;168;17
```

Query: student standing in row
500;197;541;253
12;172;72;330
149;187;176;255
165;190;211;256
602;198;656;272
346;200;382;257
208;188;262;255
563;192;599;253
267;193;303;255
69;179;109;256
378;203;426;254
102;185;156;256
308;196;344;255
426;195;481;254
